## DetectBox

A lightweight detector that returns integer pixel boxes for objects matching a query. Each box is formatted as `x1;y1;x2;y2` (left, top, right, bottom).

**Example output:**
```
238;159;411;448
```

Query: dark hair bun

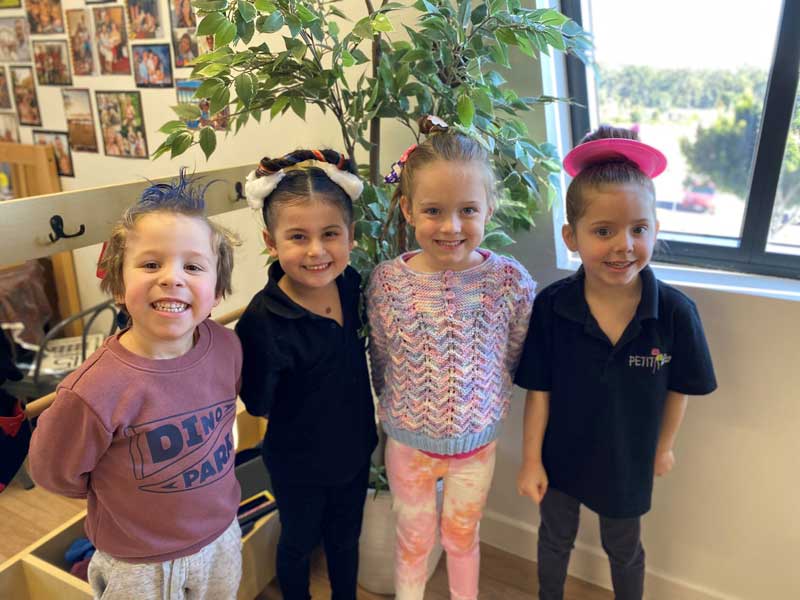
418;115;449;136
580;124;640;144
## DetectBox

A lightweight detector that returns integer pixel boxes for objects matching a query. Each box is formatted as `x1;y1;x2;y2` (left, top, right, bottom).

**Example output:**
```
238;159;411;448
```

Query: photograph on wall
62;88;97;152
0;112;19;141
10;65;40;125
0;18;31;62
0;66;11;109
127;0;160;39
172;29;197;67
65;9;95;76
32;129;73;176
24;0;65;34
175;79;229;131
33;40;72;85
132;43;172;88
0;0;22;9
93;6;129;75
95;90;148;158
169;0;195;29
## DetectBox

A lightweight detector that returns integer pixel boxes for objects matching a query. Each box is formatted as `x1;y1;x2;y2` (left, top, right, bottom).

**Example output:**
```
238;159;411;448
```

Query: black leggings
270;462;370;600
537;487;645;600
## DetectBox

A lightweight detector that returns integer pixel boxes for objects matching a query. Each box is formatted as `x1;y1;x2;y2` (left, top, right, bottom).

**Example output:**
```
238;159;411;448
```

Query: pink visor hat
563;138;667;178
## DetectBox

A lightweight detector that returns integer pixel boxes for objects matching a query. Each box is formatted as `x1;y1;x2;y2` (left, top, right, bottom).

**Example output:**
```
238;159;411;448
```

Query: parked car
680;183;716;214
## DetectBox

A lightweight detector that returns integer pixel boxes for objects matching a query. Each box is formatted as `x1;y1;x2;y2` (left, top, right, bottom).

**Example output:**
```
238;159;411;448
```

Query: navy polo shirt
515;266;716;518
235;262;378;486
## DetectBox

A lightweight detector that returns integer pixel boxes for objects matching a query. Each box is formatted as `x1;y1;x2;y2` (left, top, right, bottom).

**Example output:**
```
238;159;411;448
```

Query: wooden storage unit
0;510;279;600
0;406;276;600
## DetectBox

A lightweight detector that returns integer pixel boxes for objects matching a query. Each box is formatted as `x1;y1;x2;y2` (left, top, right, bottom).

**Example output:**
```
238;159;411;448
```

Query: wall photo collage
0;0;217;179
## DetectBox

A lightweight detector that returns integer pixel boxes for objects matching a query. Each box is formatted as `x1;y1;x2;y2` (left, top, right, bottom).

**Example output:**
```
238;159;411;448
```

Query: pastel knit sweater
367;250;535;455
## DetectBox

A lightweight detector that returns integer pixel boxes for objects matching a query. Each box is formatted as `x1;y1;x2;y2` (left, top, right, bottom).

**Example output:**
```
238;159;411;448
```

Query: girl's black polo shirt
515;266;716;518
235;262;378;486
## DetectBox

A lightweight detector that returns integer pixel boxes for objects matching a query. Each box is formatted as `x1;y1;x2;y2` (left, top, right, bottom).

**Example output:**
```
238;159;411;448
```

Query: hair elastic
563;138;667;178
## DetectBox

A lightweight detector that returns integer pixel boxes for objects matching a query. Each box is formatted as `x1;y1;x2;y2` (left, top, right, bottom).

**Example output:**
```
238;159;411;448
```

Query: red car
680;183;716;214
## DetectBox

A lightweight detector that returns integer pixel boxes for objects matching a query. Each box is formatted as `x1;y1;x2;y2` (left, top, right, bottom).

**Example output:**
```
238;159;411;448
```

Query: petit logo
628;347;671;373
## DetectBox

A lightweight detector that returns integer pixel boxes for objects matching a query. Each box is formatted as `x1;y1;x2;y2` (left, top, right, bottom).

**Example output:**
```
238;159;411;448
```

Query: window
561;0;800;278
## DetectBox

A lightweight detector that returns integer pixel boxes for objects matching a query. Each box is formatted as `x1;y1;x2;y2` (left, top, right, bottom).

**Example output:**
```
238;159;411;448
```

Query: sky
587;0;783;70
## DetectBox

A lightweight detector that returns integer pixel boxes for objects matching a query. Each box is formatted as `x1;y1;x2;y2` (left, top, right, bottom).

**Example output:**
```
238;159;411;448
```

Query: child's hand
654;449;675;476
517;461;548;504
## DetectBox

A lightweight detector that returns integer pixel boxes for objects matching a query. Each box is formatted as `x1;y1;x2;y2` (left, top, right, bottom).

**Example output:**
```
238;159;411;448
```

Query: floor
1;476;612;599
257;545;613;599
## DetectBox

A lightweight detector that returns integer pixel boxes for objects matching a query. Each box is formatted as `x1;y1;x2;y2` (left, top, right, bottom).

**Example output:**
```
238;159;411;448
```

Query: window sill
560;256;800;302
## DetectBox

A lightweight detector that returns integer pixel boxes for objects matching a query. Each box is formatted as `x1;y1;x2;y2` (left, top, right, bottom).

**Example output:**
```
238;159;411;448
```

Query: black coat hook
234;181;246;202
48;215;85;243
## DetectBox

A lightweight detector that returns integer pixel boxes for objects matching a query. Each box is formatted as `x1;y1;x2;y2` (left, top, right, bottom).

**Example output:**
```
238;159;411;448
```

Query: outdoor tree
155;0;590;274
680;94;800;233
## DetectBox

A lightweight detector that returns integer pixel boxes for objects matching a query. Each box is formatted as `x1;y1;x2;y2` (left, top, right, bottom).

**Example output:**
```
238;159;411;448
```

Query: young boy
29;170;243;600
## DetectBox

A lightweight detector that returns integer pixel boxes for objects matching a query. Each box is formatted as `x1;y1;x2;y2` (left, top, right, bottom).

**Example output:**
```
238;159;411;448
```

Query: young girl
367;117;536;600
515;126;717;600
236;149;378;600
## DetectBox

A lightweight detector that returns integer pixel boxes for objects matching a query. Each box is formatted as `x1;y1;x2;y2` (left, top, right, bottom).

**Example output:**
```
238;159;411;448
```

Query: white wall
23;3;800;598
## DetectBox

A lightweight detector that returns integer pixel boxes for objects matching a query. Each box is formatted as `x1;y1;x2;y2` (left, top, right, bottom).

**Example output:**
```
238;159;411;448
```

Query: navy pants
270;462;370;600
538;488;645;600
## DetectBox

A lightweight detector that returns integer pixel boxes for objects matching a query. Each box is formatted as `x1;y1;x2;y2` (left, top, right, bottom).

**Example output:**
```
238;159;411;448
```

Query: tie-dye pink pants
385;437;497;600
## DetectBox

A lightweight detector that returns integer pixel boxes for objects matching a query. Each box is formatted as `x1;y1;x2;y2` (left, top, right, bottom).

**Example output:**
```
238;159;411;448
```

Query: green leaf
209;87;230;115
270;95;290;117
253;0;275;11
152;141;172;160
341;49;354;67
199;127;217;159
290;97;306;120
371;13;393;33
171;132;194;158
457;0;472;29
353;17;372;39
159;120;187;134
172;103;203;120
237;19;255;43
473;88;493;115
194;77;224;99
399;48;428;63
257;10;283;32
539;8;568;26
295;4;318;24
192;0;228;11
234;72;254;105
284;13;301;36
196;62;229;77
457;94;475;127
237;0;256;22
350;48;369;64
214;20;237;46
482;230;515;250
197;12;226;36
284;37;306;59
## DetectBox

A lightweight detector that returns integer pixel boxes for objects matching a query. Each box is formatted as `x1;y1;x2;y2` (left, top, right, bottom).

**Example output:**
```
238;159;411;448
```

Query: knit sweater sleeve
28;388;112;499
505;260;536;376
366;264;390;397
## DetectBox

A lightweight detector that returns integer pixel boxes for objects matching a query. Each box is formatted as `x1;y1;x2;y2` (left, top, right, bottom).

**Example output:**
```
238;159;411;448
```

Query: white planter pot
357;481;444;595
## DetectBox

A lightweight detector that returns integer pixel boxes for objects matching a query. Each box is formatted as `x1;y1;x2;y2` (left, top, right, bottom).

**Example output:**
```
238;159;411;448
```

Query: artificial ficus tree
155;0;590;274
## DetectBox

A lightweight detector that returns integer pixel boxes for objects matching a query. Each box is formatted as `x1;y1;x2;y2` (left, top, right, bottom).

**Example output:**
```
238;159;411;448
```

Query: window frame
560;0;800;280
